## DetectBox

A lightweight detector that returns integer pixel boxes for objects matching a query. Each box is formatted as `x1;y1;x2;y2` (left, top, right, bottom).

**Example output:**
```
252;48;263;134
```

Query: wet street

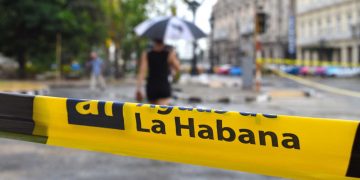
0;75;360;180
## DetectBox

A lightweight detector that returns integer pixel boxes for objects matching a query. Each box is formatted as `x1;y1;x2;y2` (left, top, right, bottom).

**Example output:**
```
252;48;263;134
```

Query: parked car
229;66;242;76
283;66;301;75
216;64;231;75
314;67;326;76
336;68;360;77
299;66;310;76
324;67;340;77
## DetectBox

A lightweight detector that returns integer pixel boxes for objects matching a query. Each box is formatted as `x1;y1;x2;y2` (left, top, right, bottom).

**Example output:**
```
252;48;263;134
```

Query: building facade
210;0;296;66
258;0;296;59
296;0;360;66
211;0;242;65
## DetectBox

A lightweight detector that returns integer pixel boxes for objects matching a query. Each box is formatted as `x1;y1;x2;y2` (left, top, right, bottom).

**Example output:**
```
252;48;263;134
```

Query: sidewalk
0;81;49;95
0;74;310;102
0;78;125;94
173;74;309;104
47;74;309;103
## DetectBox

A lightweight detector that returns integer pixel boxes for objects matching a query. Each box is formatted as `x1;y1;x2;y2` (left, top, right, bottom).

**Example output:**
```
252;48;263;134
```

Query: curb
0;82;49;95
173;92;271;104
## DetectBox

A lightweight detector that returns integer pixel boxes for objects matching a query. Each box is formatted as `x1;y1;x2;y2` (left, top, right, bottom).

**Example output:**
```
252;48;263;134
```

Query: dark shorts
146;82;171;101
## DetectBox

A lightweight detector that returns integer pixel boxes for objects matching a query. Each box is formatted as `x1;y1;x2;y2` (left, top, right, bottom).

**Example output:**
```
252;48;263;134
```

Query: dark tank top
147;48;170;85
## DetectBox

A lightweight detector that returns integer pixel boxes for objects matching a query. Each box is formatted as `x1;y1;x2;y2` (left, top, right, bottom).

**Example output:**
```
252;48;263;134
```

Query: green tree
0;0;150;79
103;0;149;78
121;0;149;73
0;0;106;78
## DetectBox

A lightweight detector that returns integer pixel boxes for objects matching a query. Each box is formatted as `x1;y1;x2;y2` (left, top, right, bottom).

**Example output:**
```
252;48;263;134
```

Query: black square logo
67;99;125;130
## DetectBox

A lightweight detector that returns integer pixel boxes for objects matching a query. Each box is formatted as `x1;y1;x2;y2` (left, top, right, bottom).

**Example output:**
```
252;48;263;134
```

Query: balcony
239;18;254;36
213;28;229;41
297;0;345;14
297;27;353;46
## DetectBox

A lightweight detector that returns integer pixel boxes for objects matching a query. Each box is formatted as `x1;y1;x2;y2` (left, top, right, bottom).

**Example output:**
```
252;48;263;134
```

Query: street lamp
184;0;204;75
209;13;215;73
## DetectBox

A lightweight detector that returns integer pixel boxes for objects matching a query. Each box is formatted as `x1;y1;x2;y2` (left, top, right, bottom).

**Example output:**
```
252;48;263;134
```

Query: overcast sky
175;0;217;34
175;0;218;59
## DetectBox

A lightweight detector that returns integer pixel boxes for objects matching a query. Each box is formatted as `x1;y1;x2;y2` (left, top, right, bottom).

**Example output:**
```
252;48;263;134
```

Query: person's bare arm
137;51;148;92
168;50;180;73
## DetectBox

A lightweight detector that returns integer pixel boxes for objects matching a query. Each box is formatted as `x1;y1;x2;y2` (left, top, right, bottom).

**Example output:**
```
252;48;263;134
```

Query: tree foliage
0;0;149;78
102;0;149;77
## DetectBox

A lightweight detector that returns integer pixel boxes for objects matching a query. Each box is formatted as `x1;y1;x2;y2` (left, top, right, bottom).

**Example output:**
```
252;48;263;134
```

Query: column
311;50;316;60
304;49;310;66
275;45;283;64
296;47;302;60
312;50;319;66
296;47;302;65
341;45;348;66
353;44;359;67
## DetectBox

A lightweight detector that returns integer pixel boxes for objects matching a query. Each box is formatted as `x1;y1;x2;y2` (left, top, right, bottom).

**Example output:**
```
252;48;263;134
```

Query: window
327;16;332;33
348;13;352;22
327;16;331;24
337;14;341;32
347;12;353;30
337;13;341;21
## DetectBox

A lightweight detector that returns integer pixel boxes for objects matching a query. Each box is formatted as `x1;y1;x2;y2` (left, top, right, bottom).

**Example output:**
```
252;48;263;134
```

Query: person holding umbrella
135;16;206;105
136;39;180;105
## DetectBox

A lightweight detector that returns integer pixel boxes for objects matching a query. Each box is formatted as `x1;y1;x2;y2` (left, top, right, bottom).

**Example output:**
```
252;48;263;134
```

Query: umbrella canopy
135;16;206;41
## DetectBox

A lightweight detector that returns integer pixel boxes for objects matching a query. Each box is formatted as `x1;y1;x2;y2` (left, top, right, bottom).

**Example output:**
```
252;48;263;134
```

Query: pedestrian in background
136;39;180;105
87;52;106;90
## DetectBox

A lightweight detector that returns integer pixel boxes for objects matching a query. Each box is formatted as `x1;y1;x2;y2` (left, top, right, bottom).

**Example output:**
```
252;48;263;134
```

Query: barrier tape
272;68;360;98
0;93;359;179
257;58;360;68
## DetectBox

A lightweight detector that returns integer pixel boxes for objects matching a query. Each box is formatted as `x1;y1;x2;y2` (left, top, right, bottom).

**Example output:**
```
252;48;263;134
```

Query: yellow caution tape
0;93;359;179
273;69;360;98
257;58;360;68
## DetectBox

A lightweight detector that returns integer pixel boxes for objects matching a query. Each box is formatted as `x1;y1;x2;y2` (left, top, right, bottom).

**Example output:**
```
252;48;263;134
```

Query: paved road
0;138;279;180
270;75;360;119
1;75;360;179
308;77;360;92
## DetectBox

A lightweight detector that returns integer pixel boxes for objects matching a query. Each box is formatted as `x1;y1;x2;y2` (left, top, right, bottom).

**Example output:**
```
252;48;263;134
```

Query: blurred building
210;0;296;66
210;0;242;65
296;0;360;66
259;0;297;59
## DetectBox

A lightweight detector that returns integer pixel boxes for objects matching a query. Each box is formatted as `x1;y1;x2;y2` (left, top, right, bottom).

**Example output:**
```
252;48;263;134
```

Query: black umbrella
135;16;206;41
